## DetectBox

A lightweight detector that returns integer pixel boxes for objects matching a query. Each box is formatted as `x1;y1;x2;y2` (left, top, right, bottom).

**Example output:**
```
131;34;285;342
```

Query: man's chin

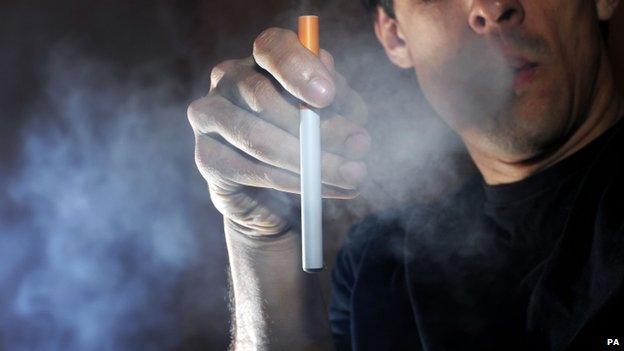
490;107;570;162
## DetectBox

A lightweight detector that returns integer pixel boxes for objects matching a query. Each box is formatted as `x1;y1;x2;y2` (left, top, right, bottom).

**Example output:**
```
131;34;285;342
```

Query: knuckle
186;99;203;131
187;97;221;134
194;142;220;180
240;75;273;113
253;28;300;74
187;101;198;127
210;59;238;91
273;51;311;97
253;27;284;62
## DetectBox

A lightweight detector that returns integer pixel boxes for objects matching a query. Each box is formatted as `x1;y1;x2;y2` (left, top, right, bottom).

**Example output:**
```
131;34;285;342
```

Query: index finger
252;27;336;109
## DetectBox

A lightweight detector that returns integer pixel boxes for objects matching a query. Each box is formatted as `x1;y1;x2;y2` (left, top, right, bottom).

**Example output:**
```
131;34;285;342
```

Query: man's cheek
414;69;472;128
408;27;461;65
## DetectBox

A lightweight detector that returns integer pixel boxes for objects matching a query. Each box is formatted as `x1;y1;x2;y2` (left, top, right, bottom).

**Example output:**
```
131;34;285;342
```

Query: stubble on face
398;0;601;162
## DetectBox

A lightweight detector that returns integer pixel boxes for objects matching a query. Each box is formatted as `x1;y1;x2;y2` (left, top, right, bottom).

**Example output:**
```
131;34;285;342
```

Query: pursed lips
507;55;540;91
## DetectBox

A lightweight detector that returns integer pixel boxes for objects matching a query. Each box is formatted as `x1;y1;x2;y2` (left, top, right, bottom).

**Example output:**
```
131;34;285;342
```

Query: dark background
1;1;623;350
0;2;383;350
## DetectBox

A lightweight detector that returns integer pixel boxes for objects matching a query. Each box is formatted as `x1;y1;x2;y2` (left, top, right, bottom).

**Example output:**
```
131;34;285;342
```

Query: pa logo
607;338;620;346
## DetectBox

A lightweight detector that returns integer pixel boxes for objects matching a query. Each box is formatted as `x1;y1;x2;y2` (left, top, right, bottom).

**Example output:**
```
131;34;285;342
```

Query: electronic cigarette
298;15;323;273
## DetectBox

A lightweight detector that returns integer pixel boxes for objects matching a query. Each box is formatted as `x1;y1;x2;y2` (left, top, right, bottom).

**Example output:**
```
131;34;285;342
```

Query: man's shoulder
573;127;624;232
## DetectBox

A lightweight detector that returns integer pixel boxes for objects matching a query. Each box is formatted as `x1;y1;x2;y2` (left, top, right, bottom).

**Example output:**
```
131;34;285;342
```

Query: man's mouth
511;59;539;91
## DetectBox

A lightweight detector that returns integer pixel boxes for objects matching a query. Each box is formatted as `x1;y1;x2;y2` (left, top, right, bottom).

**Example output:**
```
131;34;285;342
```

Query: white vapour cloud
1;49;222;351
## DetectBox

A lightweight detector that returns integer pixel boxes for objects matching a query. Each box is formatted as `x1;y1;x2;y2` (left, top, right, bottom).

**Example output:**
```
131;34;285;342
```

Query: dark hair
361;0;395;18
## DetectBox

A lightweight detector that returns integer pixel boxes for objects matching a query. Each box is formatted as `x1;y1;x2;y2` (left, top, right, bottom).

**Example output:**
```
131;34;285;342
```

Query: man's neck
470;48;624;186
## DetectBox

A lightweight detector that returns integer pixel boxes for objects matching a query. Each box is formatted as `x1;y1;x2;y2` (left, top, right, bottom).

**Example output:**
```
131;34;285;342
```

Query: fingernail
339;162;367;186
345;133;372;159
308;77;331;103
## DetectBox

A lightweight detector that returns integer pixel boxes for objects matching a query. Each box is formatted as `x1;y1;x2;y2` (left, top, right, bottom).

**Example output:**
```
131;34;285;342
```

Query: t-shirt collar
481;117;624;205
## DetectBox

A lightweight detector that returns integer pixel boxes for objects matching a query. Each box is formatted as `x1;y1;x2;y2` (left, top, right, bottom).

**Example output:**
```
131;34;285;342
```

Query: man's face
390;0;605;162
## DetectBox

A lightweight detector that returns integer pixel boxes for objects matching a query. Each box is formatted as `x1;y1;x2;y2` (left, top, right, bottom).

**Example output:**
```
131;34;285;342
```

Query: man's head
369;0;621;163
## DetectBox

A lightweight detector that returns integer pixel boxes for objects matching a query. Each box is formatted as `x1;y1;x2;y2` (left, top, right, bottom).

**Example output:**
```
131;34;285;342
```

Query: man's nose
468;0;524;35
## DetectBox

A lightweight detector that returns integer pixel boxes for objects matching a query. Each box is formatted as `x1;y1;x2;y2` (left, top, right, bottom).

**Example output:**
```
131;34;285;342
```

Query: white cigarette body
300;107;323;272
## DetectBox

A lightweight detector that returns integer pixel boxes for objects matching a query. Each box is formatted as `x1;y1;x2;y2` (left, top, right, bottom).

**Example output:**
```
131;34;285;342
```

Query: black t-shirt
330;118;624;351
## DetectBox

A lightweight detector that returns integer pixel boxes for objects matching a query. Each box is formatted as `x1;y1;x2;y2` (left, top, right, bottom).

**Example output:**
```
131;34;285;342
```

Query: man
187;0;624;349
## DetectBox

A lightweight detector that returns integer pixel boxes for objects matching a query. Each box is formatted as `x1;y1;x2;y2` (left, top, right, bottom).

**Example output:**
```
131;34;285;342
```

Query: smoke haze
0;42;235;348
0;0;487;349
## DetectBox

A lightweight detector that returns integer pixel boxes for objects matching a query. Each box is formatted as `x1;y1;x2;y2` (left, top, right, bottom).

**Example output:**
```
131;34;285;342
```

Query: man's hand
187;27;371;237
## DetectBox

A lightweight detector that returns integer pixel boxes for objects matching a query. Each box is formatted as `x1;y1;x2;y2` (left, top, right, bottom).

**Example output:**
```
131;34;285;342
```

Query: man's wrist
224;216;292;238
223;217;299;252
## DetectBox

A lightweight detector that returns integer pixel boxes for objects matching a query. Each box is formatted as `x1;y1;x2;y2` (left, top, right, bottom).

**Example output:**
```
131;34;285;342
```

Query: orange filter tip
298;15;319;56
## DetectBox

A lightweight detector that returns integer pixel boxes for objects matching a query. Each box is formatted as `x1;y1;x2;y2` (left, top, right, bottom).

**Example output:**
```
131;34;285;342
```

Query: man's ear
373;6;414;69
596;0;621;20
